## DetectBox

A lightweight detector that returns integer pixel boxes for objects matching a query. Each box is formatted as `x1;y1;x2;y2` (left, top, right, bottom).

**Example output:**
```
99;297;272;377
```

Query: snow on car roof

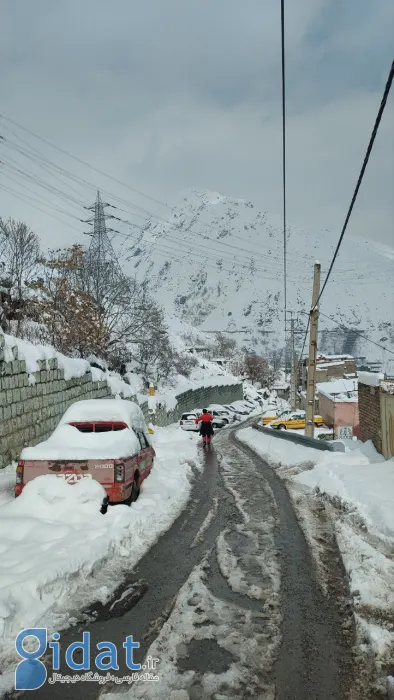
20;423;142;461
58;399;147;431
20;399;148;461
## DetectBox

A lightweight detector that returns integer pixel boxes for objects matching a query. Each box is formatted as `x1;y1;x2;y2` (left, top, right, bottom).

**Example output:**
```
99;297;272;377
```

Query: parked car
223;405;243;421
207;404;234;424
15;399;155;512
230;401;250;416
211;411;227;428
269;410;324;430
243;399;259;410
262;409;292;426
180;412;200;431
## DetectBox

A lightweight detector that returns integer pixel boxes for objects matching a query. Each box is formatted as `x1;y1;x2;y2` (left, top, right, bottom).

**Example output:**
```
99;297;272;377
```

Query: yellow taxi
268;410;324;430
262;409;292;425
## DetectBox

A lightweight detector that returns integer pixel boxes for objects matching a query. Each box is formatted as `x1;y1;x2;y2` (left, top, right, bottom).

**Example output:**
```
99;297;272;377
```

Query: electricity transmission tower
83;190;121;306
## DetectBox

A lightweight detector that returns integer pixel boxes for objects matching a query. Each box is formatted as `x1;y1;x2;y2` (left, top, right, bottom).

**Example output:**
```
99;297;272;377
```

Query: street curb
252;423;345;452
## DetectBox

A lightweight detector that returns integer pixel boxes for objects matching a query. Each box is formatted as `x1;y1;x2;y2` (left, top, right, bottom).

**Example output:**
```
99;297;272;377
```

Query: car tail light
115;463;124;482
180;420;184;425
16;462;24;484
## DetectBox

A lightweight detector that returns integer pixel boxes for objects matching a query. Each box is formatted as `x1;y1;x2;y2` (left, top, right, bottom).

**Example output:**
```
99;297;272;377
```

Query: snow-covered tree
0;218;40;333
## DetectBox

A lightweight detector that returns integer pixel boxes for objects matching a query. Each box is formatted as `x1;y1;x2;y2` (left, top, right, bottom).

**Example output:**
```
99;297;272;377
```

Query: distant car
211;411;227;428
262;409;292;425
207;404;234;424
223;405;243;421
180;412;200;431
15;399;155;511
269;410;324;430
243;399;259;410
230;401;250;416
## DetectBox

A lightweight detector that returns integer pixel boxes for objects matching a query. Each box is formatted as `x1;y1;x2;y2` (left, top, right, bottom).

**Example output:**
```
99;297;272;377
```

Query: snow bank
237;426;394;665
0;464;16;507
0;426;199;673
237;428;394;539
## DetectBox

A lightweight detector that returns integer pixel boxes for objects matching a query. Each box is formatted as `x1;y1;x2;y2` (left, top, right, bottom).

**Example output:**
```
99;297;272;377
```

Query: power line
280;0;287;337
317;310;394;356
3;128;391;283
1;132;319;271
313;59;394;310
300;309;394;356
299;314;310;359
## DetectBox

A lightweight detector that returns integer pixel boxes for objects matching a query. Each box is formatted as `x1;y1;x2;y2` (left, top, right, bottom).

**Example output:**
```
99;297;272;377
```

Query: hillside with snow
125;189;394;369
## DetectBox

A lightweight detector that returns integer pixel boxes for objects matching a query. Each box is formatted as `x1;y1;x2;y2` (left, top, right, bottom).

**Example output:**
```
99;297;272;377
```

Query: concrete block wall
358;381;382;454
140;382;244;427
0;335;112;468
0;334;243;468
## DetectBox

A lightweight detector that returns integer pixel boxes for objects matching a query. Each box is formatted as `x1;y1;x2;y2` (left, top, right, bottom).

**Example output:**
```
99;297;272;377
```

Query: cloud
0;0;393;250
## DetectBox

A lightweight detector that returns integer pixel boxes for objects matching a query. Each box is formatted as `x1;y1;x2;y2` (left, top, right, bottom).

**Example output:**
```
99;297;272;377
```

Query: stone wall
358;381;382;453
0;335;243;468
141;383;244;426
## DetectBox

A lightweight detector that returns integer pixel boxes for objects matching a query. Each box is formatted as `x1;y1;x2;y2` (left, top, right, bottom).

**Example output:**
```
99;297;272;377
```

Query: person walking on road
195;409;214;445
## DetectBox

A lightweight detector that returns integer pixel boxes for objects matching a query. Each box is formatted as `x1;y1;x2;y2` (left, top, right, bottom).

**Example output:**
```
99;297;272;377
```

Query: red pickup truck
15;399;155;511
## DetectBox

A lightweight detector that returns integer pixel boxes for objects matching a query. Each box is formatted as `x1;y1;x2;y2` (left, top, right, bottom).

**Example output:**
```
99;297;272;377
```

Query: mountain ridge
124;188;394;370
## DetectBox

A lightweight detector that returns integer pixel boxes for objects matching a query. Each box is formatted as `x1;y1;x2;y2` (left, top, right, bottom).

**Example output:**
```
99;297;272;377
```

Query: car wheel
277;424;287;430
124;476;140;506
131;477;140;503
101;496;109;514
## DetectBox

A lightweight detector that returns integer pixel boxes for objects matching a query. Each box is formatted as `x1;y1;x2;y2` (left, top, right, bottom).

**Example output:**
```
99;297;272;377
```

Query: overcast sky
0;0;393;250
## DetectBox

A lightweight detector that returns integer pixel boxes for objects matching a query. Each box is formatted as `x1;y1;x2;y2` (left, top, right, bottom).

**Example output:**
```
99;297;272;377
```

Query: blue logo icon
15;628;143;691
15;628;48;690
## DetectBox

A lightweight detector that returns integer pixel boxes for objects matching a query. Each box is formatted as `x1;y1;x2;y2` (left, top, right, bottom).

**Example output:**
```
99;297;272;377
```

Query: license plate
57;473;92;484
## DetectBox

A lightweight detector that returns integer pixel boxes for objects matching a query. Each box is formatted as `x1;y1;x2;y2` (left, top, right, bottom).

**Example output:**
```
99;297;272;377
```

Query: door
135;431;153;483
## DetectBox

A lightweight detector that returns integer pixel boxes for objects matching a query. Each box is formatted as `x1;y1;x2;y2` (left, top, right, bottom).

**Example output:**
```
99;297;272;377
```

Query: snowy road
10;423;354;700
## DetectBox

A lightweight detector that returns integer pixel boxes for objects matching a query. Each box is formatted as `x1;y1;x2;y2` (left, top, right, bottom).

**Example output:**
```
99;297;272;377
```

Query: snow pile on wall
2;332;92;382
1;328;240;413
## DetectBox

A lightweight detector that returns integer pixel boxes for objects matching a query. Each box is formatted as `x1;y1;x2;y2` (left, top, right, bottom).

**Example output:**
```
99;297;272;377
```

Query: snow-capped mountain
124;189;394;368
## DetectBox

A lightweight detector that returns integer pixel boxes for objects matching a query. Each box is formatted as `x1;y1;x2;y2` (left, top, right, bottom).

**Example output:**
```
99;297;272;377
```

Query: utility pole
290;316;297;409
305;262;321;438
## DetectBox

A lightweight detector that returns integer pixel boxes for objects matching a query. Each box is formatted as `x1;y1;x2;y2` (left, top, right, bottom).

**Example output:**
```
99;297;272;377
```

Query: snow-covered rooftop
357;371;385;388
317;378;358;402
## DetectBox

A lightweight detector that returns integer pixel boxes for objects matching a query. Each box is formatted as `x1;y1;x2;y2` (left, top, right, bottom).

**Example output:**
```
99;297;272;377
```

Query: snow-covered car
231;401;253;415
243;399;259;410
180;412;200;431
15;399;155;511
223;405;243;421
207;404;234;424
229;402;250;416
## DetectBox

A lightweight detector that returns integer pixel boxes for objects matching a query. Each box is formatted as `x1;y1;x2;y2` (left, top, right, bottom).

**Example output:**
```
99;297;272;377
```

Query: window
136;431;150;450
69;421;127;433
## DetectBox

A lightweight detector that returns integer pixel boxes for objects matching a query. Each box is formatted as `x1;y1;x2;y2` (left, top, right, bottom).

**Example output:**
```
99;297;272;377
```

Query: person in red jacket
195;409;214;445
